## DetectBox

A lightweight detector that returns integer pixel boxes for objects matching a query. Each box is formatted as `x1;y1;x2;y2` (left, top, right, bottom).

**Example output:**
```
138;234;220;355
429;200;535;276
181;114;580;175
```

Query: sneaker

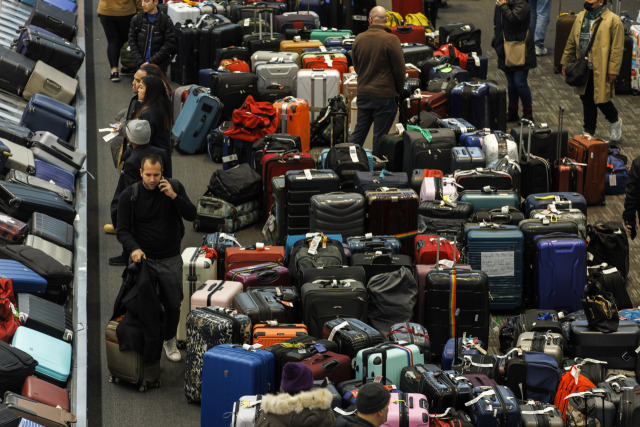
610;118;622;141
535;46;548;56
120;67;135;76
108;254;128;266
103;223;116;234
110;72;120;82
163;337;181;362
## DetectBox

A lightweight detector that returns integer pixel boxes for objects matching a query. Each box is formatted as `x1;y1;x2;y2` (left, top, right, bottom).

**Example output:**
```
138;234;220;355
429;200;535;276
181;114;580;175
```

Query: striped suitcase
354;342;425;386
27;212;74;250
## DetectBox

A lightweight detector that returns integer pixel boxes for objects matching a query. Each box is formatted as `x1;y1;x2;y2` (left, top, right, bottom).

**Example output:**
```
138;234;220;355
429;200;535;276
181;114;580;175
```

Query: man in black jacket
128;0;176;74
623;155;640;239
117;153;196;362
335;382;391;427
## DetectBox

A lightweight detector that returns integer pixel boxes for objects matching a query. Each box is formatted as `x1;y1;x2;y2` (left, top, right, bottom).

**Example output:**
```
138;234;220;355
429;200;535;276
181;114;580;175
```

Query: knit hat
125;119;151;145
280;362;313;394
356;382;391;414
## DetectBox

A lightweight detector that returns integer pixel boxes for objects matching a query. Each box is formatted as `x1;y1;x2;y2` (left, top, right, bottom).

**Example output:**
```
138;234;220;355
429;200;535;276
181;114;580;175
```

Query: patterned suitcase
12;326;71;386
0;213;29;244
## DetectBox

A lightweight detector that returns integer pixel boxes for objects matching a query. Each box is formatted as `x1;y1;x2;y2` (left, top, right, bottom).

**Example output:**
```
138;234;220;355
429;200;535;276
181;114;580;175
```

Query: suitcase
43;0;77;12
474;207;524;226
449;82;495;130
598;375;639;410
255;61;299;103
252;323;307;346
30;132;85;175
459;188;520;212
15;294;72;343
353;171;410;195
13;27;84;78
322;317;385;359
418;370;475;413
296;68;340;121
349;252;414;282
565;390;616;426
0;339;37;397
0;213;28;245
479;131;518;166
374;133;404;173
274;14;318;35
27;212;73;251
184;307;251;404
381;392;430;427
225;263;290;290
465;52;489;79
171;23;200;85
347;236;401;255
402;43;434;66
12;326;71;386
438;23;482;54
20;94;76;142
516;332;564;366
389;25;427;44
411;169;444;194
22;60;77;104
415;235;460;265
233;287;299;324
365;188;419;244
285;233;343;263
0;46;34;97
299;351;351;384
354;343;425;386
244;18;286;55
26;0;77;41
285;169;340;213
230;394;263;426
209;71;259;121
0;118;33;148
523;192;588;218
510;123;567;165
571;320;640;371
264;176;287;246
454;169;512;192
21;376;69;412
309;192;365;238
273;97;311;152
0;259;46;295
24;235;72;270
167;2;199;24
417;200;473;238
451;146;486;172
199;22;243;71
8;168;74;203
224;246;286;274
466;385;521;427
387;322;431;354
553;9;576;73
0;139;35;176
261;151;315;217
615;34;633;94
251;51;299;71
401;90;448;124
441;337;486;371
172;86;223;154
3;392;76;427
402;128;456;175
519;402;565;427
201;344;275;422
567;134;608;205
191;280;243;311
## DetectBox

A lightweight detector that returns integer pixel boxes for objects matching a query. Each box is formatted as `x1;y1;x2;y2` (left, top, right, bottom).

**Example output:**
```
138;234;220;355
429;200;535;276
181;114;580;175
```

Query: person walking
128;0;176;74
349;5;405;153
116;153;196;362
529;0;552;55
493;0;537;122
97;0;140;82
561;0;624;141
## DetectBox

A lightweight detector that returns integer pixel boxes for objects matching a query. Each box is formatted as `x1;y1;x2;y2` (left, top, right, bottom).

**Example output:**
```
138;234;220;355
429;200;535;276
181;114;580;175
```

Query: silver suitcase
5;169;73;203
25;234;73;269
231;395;262;427
251;51;298;72
297;68;340;122
30;131;86;175
255;61;298;100
516;331;564;366
23;60;78;105
0;138;35;175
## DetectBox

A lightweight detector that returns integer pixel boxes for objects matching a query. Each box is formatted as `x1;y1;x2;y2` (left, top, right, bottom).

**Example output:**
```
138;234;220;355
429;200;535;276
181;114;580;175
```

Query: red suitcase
462;373;498;388
299;352;351;385
224;245;286;274
414;235;460;265
21;376;69;411
225;262;291;290
392;0;424;17
0;214;29;244
401;91;447;125
261;151;315;217
554;158;585;193
390;26;427;44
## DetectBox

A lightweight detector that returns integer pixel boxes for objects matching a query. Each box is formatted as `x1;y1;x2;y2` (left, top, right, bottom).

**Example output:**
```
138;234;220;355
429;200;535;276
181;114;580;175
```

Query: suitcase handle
43;78;62;94
256;269;279;282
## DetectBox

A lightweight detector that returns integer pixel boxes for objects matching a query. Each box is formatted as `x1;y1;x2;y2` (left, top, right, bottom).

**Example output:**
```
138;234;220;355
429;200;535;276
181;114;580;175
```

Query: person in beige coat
561;0;624;142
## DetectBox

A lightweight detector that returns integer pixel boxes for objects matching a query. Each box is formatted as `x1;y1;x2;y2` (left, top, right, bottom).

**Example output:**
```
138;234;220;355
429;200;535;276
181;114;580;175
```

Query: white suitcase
516;331;564;366
25;234;73;269
420;176;458;202
0;138;36;175
297;68;340;122
177;247;217;346
168;2;200;24
251;51;299;72
231;395;262;427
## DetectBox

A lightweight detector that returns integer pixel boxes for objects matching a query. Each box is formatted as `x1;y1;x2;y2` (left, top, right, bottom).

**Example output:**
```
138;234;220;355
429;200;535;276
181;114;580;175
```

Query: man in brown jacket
350;6;405;152
561;0;624;141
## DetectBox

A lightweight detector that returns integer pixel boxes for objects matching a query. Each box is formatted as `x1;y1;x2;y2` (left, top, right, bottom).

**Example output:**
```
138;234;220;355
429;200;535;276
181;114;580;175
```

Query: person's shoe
610;118;622;141
163;337;181;362
120;67;135;76
110;71;120;82
108;254;128;266
103;223;116;234
535;46;548;56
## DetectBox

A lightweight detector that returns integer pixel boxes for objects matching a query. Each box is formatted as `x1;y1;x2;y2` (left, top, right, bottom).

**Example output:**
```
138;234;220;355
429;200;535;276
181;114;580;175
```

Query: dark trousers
349;95;398;153
99;14;135;69
145;255;183;341
505;69;532;107
580;71;618;135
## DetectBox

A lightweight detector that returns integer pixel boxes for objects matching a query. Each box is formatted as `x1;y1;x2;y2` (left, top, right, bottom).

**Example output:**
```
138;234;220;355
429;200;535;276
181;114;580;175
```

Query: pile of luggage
0;0;85;424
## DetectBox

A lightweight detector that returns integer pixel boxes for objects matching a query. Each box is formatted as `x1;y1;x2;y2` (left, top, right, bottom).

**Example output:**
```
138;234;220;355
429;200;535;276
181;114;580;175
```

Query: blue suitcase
459;188;520;212
346;235;401;254
222;138;253;171
438;118;476;142
34;160;75;194
0;260;47;294
522;192;588;217
441;337;486;371
324;36;355;50
353;171;410;194
198;69;216;87
0;181;76;224
20;94;76;142
200;344;275;425
449;82;491;130
466;385;521;427
11;326;72;387
284;233;342;261
466;224;524;310
460;129;492;148
298;0;327;26
43;0;77;12
465;53;488;79
172;86;223;154
535;235;586;312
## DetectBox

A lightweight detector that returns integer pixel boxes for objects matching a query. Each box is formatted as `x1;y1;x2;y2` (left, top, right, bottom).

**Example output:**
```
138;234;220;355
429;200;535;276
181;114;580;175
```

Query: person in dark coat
335;382;391;427
623;155;640;239
135;75;172;170
492;0;537;122
127;0;175;74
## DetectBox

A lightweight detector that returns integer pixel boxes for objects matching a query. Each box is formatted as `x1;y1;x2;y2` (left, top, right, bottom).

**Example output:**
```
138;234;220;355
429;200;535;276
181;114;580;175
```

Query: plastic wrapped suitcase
12;326;71;386
20;94;76;142
191;279;243;311
7;169;73;203
567;134;608;205
30;131;85;175
22;60;77;104
27;212;74;250
184;307;251;404
479;131;518;166
296;68;340;121
16;294;72;343
233;287;299;324
225;263;290;290
465;385;521;426
24;235;72;269
167;2;199;24
309;192;365;238
354;342;425;386
3;392;76;426
172;86;223;154
0;46;36;97
571;320;640;371
21;375;69;412
322;317;385;359
252;323;307;346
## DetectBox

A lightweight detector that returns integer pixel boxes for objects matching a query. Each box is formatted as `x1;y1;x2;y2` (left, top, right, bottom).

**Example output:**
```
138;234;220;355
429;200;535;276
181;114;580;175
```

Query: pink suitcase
381;392;429;427
225;263;291;291
190;280;243;311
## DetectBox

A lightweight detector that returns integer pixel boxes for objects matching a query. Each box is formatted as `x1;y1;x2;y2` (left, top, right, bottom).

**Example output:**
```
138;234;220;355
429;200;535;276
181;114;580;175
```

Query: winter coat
492;0;537;72
335;414;376;427
560;8;624;104
255;388;336;427
622;156;640;226
128;12;176;69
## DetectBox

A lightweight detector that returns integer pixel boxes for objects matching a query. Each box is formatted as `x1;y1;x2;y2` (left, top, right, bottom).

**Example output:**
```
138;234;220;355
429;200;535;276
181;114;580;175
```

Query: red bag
434;43;469;70
219;58;250;73
554;368;597;421
0;278;20;342
224;96;277;142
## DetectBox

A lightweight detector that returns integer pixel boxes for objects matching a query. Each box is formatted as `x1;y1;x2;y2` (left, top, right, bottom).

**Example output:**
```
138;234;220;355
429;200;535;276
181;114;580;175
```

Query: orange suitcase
279;39;323;66
252;322;308;346
224;245;286;274
273;97;311;152
567;134;608;205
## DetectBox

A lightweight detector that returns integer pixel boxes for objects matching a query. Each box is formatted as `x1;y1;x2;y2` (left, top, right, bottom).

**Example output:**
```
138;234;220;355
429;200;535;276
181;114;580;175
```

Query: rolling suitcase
474;207;524;226
27;212;73;250
515;332;564;366
454;168;512;192
261;151;315;217
571;320;640;371
417;200;473;237
518;121;551;198
349;252;414;282
13;27;84;77
255;61;298;103
354;342;425;386
465;386;521;427
309;192;365;238
553;6;576;73
32;159;75;195
25;0;77;41
322;317;385;359
296;68;340;121
20;94;76;142
21;375;70;412
15;294;72;343
232;287;299;324
22;60;77;104
299;351;351;384
365;188;419;244
567;133;608;205
25;235;72;269
411;169;444;194
12;326;71;386
0;213;28;245
374;133;404;172
7;169;73;203
416;369;474;413
209;71;259;121
172;86;223;154
251;51;298;71
252;323;307;346
354;171;410;195
273;97;311;152
184;307;251;404
190;280;243;310
402;43;434;66
402;128;456;175
459;188;520;212
224;246;286;274
598;375;639;410
510;122;567;165
382;392;430;426
3;392;76;426
279;39;323;63
30;132;85;175
244;11;286;54
519;402;564;427
172;22;200;85
230;395;262;426
0;46;36;97
401;90;448;124
0;339;38;397
198;21;243;71
522;191;588;217
225;263;290;290
451;146;486;172
565;390;616;426
479;131;518;165
0;118;33;147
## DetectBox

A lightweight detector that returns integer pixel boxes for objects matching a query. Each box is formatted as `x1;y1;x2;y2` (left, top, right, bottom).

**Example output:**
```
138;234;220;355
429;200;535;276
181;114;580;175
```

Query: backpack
324;143;369;187
310;95;348;147
554;369;597;421
288;236;346;286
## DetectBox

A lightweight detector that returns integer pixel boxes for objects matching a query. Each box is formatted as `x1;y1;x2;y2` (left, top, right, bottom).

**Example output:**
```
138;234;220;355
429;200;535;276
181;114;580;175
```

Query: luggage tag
307;235;323;255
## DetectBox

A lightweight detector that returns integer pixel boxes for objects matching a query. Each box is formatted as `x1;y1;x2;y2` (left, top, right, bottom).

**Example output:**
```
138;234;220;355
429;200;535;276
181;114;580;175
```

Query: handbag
581;276;619;333
502;15;528;67
565;18;602;87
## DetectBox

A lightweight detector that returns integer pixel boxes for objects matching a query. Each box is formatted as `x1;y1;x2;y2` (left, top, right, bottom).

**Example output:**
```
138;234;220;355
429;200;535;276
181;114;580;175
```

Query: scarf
579;5;605;53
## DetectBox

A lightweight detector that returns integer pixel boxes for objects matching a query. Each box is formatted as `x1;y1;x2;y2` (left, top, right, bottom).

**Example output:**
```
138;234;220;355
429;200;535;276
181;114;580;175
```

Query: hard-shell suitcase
252;323;307;346
201;344;275;422
454;169;512;192
285;169;340;212
255;61;299;103
353;171;410;195
299;351;351;384
0;213;28;245
567;134;608;205
565;390;616;426
24;235;72;269
279;39;323;63
274;14;318;35
224;246;286;274
451;146;486;172
167;2;199;24
172;86;223;154
233;287;299;324
191;280;243;310
516;332;564;366
21;375;69;412
27;212;73;250
402;128;456;175
43;0;77;12
273;97;311;152
261;151;315;217
438;118;477;142
22;60;77;104
198;22;243;70
401;90;448;124
14;27;84;77
347;235;401;255
15;294;72;343
225;263;290;290
322;317;385;359
296;68;340;121
419;369;474;413
230;394;262;426
251;51;299;71
465;385;521;427
441;337;486;371
354;342;425;386
33;159;75;195
3;392;76;426
309;192;365;238
0;46;35;97
415;235;459;265
402;43;434;66
171;22;200;85
459;188;520;212
12;327;71;386
389;26;427;44
30;132;84;175
20;94;76;142
599;377;640;421
0;139;36;176
184;307;251;403
381;392;430;427
0;258;50;295
571;320;640;371
449;82;493;130
365;188;419;244
519;402;565;427
522;192;588;217
7;169;73;203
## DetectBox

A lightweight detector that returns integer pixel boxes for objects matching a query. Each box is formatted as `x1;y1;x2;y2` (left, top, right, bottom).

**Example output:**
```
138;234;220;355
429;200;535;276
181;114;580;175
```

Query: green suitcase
459;188;520;213
354;342;425;386
309;29;353;44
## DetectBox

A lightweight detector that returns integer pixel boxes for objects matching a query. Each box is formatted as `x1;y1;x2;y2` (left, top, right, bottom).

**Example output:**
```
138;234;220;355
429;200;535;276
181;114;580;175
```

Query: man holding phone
117;153;196;362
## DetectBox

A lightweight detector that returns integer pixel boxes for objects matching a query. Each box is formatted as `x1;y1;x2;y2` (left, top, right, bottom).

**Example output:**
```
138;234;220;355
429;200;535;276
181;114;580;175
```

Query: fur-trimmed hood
255;388;336;427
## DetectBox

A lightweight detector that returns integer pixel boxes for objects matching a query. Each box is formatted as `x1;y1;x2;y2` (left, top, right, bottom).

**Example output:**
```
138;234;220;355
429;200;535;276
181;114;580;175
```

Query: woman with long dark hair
135;74;173;158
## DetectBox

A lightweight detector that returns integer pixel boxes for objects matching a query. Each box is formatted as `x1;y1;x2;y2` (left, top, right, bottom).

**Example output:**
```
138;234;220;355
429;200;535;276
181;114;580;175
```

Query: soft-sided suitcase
381;392;430;427
571;320;640;371
0;259;48;296
20;94;76;142
200;344;275;422
22;60;77;105
516;332;564;366
27;212;73;250
209;71;259;121
0;117;33;147
522;192;588;217
225;263;290;290
0;339;37;396
299;351;351;384
252;323;307;346
30;131;85;175
441;337;486;371
354;342;425;386
172;86;223;154
390;26;427;44
184;307;251;404
296;68;340;121
465;385;521;427
567;134;608;205
510;122;567;165
33;159;75;195
224;246;285;274
402;128;456;175
322;317;385;359
16;293;72;343
7;169;74;204
347;235;402;255
375;133;404;172
353;171;410;195
12;326;71;386
309;192;365;238
3;392;76;427
191;280;243;311
233;287;299;324
0;46;36;97
417;200;473;238
21;375;70;412
519;402;565;427
24;235;72;270
14;26;82;76
273;97;311;152
349;252;414;283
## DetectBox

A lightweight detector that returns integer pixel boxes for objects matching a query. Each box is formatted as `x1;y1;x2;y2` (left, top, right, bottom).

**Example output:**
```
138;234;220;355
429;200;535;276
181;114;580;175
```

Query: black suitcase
309;192;365;238
0;46;36;97
243;10;285;54
27;212;74;250
16;293;73;342
0;117;33;147
597;376;639;409
571;320;640;371
232;287;299;324
402;128;456;175
615;35;633;95
252;133;302;169
420;369;474;412
417;200;474;238
516;121;551;198
198;22;243;70
298;265;367;286
26;0;78;41
454;168;513;192
13;26;85;77
209;71;259;120
438;23;482;54
215;46;251;68
402;43;434;66
171;22;200;85
399;363;440;393
0;340;37;396
350;252;414;283
519;402;565;427
487;82;507;132
618;384;640;427
0;182;75;224
322;317;384;359
474;207;524;226
374;133;404;172
285;170;340;205
510;123;568;164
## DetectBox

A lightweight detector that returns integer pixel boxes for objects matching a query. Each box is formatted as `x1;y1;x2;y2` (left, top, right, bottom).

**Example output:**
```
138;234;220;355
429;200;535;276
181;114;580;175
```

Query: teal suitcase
354;342;424;386
172;86;223;155
12;326;71;386
309;29;353;44
459;188;519;213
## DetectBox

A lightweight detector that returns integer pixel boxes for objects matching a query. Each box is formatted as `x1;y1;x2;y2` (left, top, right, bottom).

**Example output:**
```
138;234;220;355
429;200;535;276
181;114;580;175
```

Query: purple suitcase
34;160;75;194
462;373;498;387
225;263;291;291
381;392;430;427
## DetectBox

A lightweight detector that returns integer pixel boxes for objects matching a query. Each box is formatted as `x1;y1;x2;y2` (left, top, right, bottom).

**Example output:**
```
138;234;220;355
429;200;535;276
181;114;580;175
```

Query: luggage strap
520;406;556;415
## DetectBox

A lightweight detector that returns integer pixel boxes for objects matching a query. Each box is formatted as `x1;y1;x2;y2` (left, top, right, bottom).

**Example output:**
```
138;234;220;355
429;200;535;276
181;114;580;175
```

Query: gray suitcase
22;60;77;104
529;208;587;240
29;131;85;175
231;394;262;427
0;138;35;175
255;61;298;102
519;402;565;427
251;51;298;71
6;169;73;203
25;234;72;269
27;212;74;250
297;68;340;122
309;192;365;238
516;331;564;366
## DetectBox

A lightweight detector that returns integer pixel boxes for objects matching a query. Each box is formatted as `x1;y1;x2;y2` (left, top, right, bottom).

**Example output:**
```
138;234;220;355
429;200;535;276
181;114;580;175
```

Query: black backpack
310;95;348;147
324;143;369;188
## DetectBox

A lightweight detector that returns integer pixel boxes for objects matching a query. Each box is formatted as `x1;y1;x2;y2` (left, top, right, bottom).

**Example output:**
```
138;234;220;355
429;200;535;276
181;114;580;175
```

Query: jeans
145;255;183;341
529;0;552;48
349;96;398;153
98;14;135;69
580;71;618;135
505;69;532;107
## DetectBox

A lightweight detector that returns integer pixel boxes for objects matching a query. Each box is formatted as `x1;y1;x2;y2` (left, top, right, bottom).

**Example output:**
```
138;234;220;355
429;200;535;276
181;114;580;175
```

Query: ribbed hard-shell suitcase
571;320;640;371
365;188;419;243
172;86;223;154
1;139;36;176
20;94;76;142
16;294;72;343
22;60;77;105
252;323;307;346
0;46;35;97
273;97;311;152
567;134;608;205
322;317;385;359
233;287;299;324
354;342;425;386
185;307;251;404
21;375;70;412
226;263;291;290
24;235;72;270
33;160;75;195
309;192;365;238
27;212;73;250
12;326;71;386
30;131;85;175
296;68;340;121
402;129;456;175
7;169;73;203
191;280;243;311
261;152;315;217
466;385;521;427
